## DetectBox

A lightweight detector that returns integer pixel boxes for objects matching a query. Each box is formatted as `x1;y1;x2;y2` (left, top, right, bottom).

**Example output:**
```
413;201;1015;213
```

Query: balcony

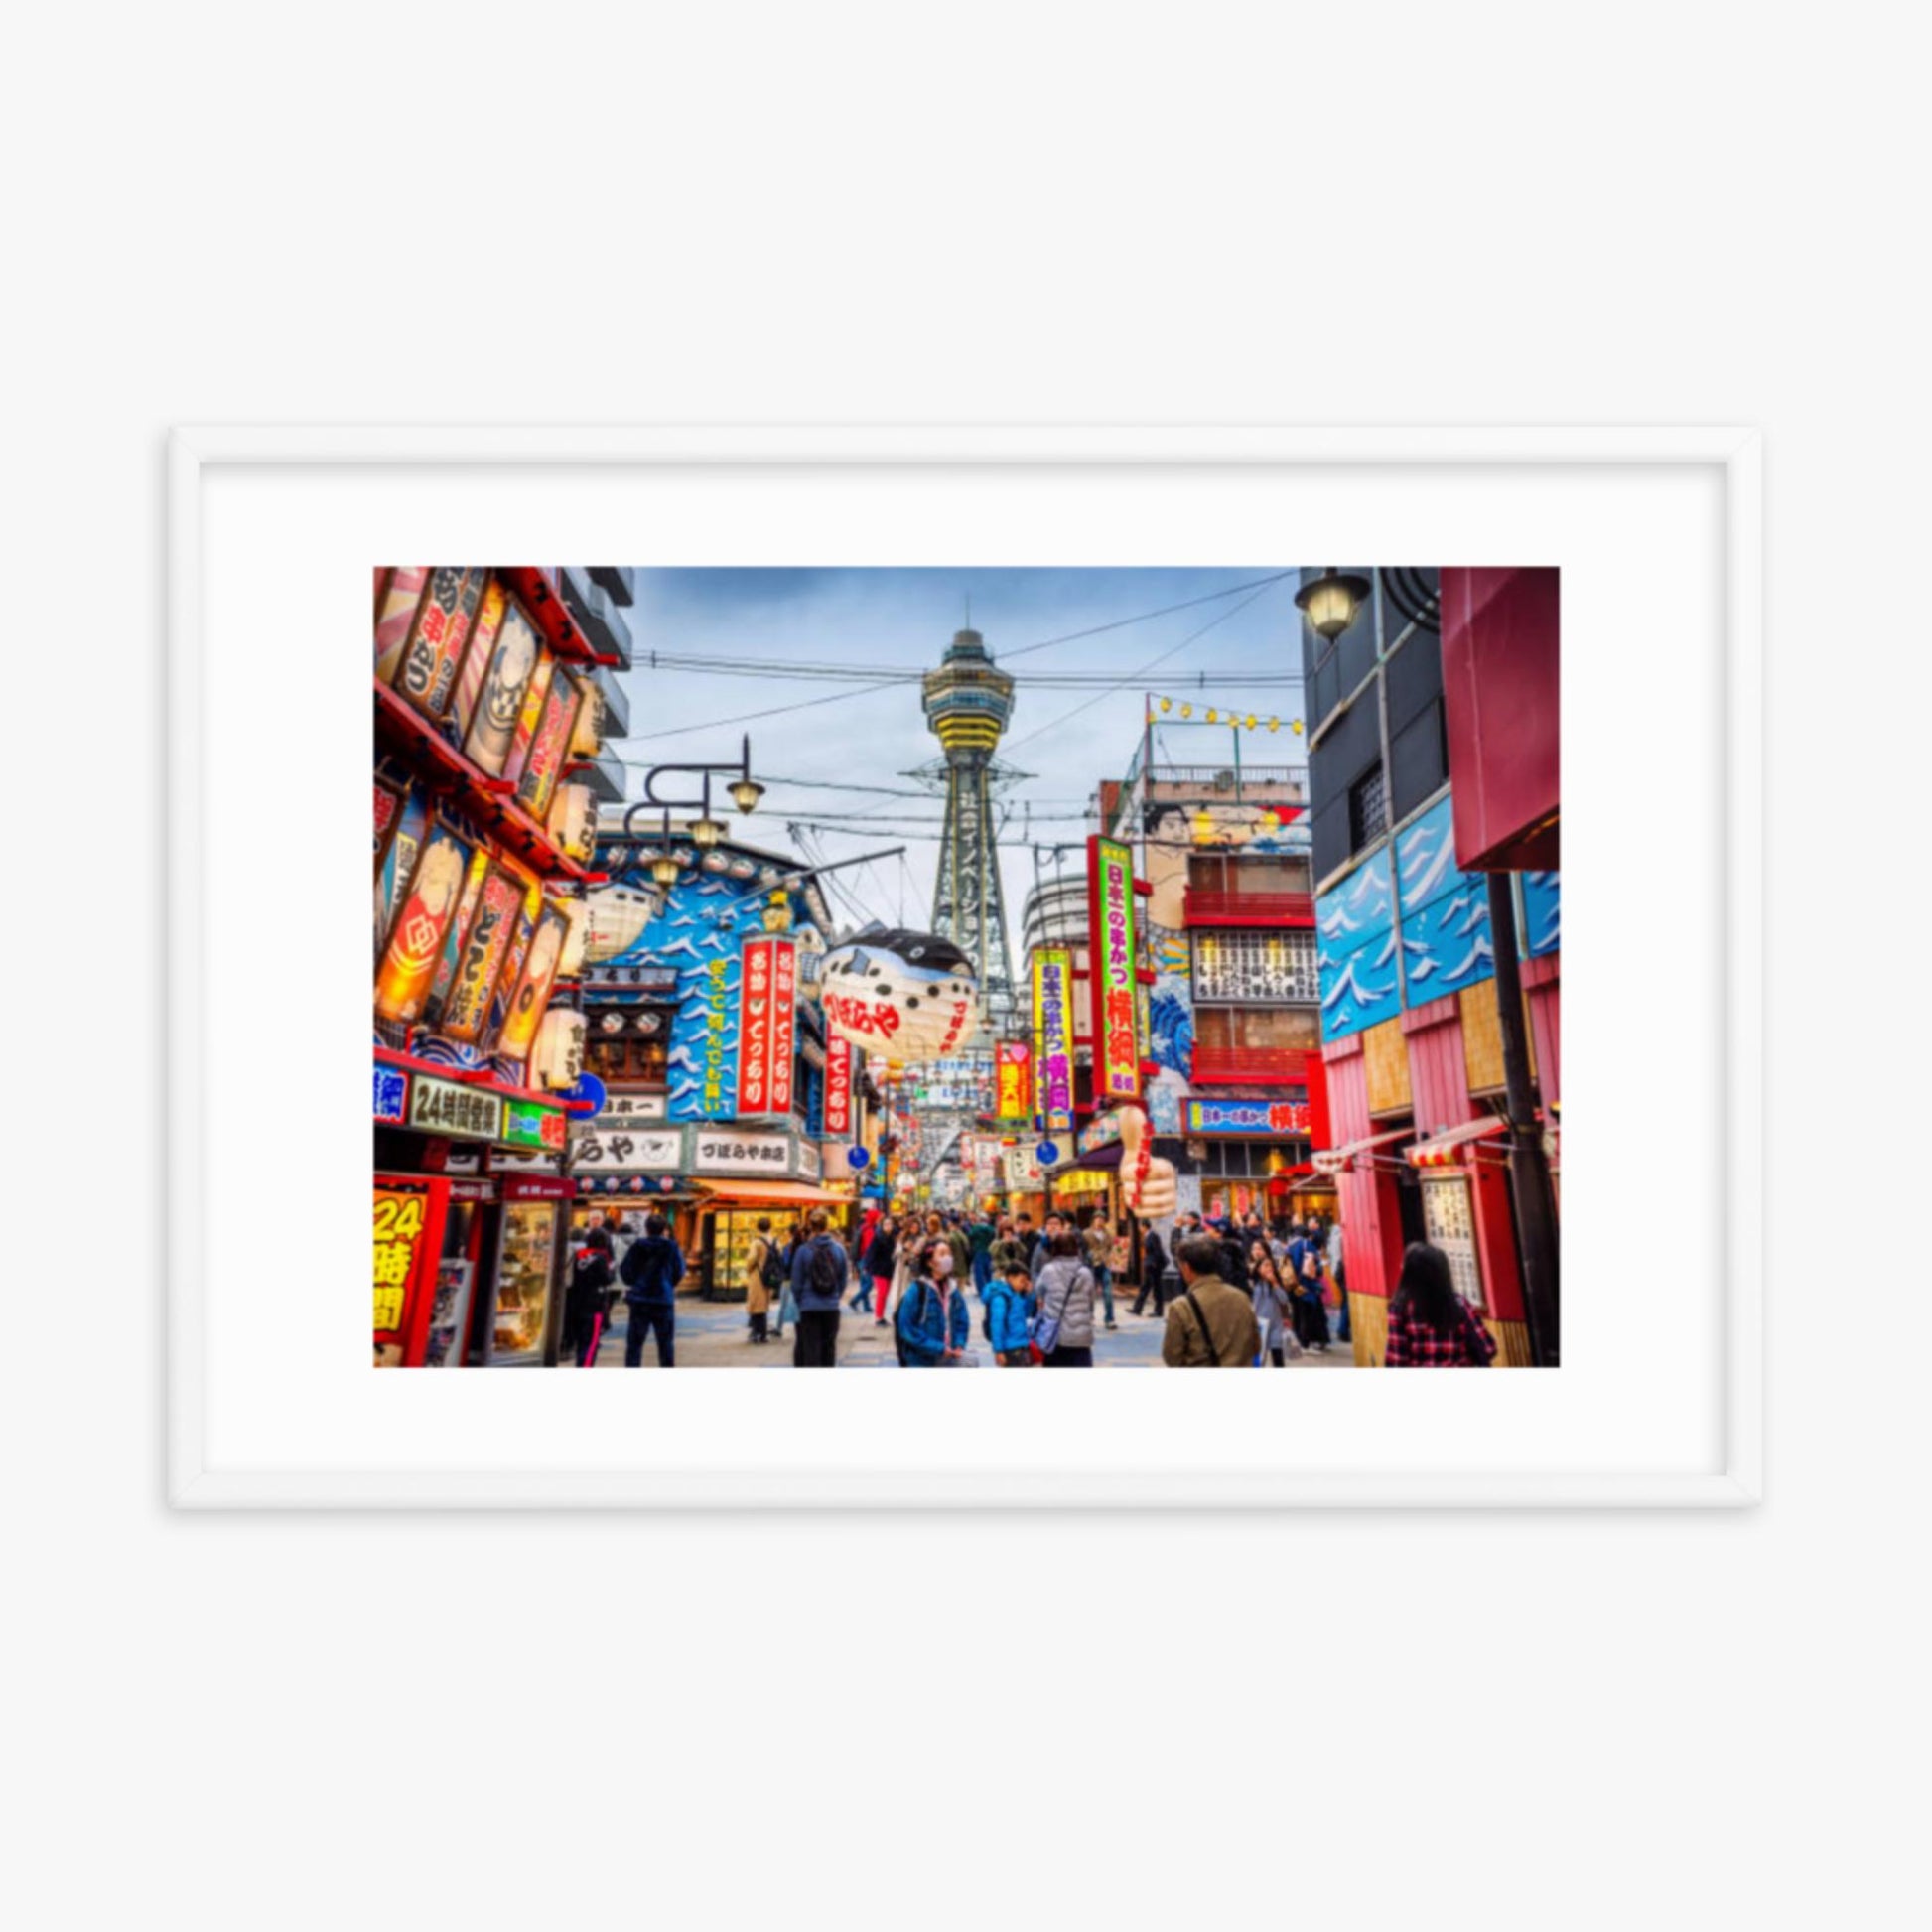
1190;1046;1310;1086
1182;887;1314;926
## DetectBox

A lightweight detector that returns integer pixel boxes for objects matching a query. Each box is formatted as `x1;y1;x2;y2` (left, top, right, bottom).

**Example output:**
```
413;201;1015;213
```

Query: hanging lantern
532;1007;587;1090
819;927;978;1066
1158;696;1172;714
1206;708;1219;724
1267;717;1280;732
567;676;604;759
1294;567;1372;641
1292;719;1304;736
1179;703;1192;719
557;897;592;979
547;783;598;865
1245;714;1257;730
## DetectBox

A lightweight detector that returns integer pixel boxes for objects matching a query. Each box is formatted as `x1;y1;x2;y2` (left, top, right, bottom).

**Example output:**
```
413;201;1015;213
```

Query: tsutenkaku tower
921;626;1019;1034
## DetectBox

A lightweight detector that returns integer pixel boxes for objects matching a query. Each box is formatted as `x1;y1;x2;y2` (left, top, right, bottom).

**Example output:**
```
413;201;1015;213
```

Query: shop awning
1407;1117;1508;1168
1062;1141;1125;1175
690;1178;854;1207
1312;1126;1413;1174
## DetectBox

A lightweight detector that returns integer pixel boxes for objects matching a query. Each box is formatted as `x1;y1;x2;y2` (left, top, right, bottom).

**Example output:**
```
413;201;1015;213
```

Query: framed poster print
169;426;1761;1507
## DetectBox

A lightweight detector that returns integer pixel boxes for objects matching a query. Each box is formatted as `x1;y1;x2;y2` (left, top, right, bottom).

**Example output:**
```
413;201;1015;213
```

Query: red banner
736;936;797;1118
996;1039;1032;1120
824;1032;854;1138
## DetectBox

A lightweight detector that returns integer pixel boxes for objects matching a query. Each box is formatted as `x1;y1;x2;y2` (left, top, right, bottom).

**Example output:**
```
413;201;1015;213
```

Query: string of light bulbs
1148;694;1304;734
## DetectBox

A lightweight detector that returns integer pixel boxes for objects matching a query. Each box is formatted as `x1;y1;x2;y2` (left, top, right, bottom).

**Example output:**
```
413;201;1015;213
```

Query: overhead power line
620;570;1301;743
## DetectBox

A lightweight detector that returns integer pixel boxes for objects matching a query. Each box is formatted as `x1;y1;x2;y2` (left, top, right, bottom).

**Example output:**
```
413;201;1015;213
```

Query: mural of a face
819;927;977;1065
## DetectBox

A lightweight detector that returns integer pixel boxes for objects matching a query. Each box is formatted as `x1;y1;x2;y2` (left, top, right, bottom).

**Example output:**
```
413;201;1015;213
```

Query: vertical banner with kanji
824;1031;854;1138
736;935;798;1119
996;1038;1033;1120
1032;949;1074;1133
373;1175;450;1368
1086;834;1143;1102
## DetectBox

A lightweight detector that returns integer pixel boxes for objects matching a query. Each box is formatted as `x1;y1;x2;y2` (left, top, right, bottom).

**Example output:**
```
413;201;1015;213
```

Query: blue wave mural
1315;794;1561;1043
1523;870;1561;959
599;860;819;1121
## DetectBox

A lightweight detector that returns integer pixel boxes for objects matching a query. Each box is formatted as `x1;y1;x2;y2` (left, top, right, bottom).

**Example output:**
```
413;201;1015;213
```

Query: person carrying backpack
744;1216;783;1345
984;1262;1036;1367
896;1238;970;1367
788;1207;850;1367
619;1214;685;1367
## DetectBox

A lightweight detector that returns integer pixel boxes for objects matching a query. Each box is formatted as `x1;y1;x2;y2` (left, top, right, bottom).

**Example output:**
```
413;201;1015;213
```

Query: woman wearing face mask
895;1237;970;1367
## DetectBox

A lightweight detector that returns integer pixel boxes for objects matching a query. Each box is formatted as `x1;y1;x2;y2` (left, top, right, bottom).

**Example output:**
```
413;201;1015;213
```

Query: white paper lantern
532;1007;586;1090
567;677;604;759
547;782;597;864
818;926;978;1066
557;897;592;979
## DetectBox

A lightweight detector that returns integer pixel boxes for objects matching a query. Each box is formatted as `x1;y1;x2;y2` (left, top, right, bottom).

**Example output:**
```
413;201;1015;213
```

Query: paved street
582;1293;1357;1369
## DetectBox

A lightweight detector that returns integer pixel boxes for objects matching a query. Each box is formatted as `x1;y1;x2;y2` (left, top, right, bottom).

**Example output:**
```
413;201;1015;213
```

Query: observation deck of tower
921;626;1019;1034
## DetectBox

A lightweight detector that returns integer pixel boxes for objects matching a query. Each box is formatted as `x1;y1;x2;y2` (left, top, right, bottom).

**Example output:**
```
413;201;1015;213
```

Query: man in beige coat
744;1216;777;1345
1162;1235;1262;1368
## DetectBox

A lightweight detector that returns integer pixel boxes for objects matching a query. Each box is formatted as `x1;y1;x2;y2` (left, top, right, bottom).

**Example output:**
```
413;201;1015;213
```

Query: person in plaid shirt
1382;1243;1498;1367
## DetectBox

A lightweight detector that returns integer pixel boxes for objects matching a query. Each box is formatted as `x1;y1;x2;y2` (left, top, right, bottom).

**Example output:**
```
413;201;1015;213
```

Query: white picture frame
169;426;1761;1508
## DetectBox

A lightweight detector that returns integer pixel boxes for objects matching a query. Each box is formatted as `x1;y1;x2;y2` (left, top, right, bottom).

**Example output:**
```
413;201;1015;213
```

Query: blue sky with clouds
611;566;1306;950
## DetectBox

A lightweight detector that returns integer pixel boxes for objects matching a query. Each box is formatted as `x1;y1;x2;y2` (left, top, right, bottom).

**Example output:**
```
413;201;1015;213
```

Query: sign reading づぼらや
736;936;798;1118
1086;834;1143;1102
571;1126;685;1173
692;1129;796;1176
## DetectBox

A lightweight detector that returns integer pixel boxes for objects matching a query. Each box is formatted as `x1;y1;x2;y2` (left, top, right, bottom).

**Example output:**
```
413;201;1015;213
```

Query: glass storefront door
492;1200;559;1360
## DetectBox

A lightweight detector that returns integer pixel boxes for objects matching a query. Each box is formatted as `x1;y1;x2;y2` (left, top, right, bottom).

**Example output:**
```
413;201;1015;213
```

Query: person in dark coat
620;1215;685;1367
1133;1226;1170;1317
789;1207;851;1367
562;1225;616;1367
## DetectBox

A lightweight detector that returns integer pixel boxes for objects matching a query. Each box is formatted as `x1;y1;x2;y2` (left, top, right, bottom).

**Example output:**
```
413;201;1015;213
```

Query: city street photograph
373;564;1560;1370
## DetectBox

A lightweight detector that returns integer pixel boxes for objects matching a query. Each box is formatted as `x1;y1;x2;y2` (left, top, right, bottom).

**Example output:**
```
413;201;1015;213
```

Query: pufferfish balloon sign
819;926;978;1066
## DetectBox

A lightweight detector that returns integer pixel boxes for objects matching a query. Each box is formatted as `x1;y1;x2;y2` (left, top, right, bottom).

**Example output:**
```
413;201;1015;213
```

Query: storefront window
492;1201;558;1359
1192;928;1319;1003
1194;1004;1322;1051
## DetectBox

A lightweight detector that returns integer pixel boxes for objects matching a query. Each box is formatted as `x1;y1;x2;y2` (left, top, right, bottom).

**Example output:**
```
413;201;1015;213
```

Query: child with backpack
984;1263;1037;1367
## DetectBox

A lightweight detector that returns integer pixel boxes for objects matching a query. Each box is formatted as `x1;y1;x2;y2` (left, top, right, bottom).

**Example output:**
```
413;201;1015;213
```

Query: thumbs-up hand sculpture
1118;1103;1178;1218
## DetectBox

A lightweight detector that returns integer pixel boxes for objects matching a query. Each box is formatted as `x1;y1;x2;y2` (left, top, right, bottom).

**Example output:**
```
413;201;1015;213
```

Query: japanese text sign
1086;835;1142;1101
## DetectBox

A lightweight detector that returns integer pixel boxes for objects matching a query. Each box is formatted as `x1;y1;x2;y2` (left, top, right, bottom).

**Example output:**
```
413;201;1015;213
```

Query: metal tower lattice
918;627;1022;1037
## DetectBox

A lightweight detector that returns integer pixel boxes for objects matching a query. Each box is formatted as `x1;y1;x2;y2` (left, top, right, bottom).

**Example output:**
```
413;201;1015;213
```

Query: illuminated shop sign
407;1076;505;1141
1032;949;1074;1134
1086;835;1142;1101
1182;1099;1311;1137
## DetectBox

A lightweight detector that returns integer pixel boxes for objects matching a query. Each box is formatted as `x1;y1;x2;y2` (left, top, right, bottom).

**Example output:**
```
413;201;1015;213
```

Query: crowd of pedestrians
562;1196;1493;1370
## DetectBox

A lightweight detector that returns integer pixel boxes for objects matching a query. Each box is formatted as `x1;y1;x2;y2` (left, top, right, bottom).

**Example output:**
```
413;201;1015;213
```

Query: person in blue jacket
984;1263;1037;1367
896;1237;970;1366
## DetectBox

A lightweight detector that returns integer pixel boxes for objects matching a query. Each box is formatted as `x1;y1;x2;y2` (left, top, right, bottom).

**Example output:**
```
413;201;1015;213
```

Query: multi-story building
371;566;625;1367
1302;566;1560;1366
1098;741;1331;1226
572;827;865;1299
